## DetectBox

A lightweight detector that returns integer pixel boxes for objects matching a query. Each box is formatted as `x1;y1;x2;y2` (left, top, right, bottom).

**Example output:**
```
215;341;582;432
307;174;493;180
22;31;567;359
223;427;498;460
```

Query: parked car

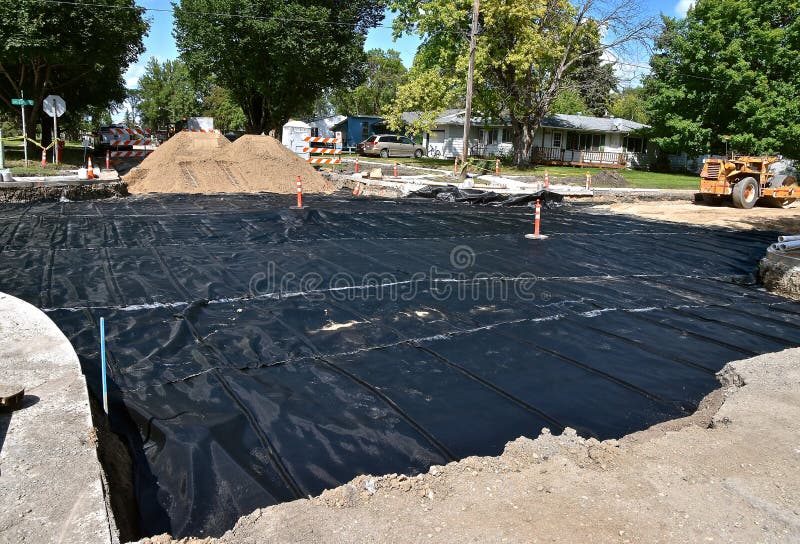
357;134;426;158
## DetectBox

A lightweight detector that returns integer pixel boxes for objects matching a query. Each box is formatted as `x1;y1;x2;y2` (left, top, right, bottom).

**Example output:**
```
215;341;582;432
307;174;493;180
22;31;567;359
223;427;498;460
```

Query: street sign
43;95;66;118
11;98;34;106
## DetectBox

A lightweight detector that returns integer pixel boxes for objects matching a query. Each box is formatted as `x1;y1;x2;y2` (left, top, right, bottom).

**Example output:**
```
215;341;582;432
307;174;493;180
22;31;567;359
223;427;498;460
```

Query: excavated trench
1;193;799;539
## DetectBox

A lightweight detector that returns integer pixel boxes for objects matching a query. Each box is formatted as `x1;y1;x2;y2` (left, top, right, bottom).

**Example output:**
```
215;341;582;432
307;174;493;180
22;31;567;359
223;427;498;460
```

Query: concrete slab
0;292;115;544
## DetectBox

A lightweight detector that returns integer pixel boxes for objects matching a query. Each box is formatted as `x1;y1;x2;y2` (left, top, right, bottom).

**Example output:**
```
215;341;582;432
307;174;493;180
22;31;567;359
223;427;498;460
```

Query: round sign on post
43;95;67;118
43;95;66;164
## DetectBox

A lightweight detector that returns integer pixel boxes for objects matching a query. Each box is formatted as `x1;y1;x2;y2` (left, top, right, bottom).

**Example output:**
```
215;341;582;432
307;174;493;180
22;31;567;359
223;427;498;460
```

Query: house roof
330;115;385;131
401;110;648;133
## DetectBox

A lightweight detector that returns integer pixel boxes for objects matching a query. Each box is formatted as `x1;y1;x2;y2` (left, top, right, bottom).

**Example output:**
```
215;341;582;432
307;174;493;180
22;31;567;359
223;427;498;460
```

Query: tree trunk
510;115;544;168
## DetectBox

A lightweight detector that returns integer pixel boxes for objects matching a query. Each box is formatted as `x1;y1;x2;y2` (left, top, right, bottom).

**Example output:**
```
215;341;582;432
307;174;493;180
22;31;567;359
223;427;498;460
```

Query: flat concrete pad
0;292;114;543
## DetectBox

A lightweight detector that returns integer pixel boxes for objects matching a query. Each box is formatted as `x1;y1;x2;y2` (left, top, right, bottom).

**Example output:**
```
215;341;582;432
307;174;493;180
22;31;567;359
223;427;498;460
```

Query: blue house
330;116;385;148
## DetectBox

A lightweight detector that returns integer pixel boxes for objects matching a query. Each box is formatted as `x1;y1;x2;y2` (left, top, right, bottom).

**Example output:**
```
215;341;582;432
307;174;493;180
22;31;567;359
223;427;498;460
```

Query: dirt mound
124;133;335;195
591;170;630;187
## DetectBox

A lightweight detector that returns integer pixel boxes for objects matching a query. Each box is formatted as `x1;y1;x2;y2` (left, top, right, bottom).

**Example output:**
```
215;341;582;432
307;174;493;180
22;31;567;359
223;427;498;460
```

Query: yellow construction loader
699;155;798;208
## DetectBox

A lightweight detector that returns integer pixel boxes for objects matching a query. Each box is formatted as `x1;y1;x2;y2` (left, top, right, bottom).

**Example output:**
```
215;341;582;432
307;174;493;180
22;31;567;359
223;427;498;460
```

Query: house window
567;133;605;151
624;137;645;153
552;131;562;148
310;127;319;137
487;129;497;145
361;122;370;140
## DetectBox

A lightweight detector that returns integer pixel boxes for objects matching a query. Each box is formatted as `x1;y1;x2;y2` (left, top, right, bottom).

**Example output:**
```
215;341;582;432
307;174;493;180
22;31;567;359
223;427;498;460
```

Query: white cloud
124;63;146;89
675;0;694;17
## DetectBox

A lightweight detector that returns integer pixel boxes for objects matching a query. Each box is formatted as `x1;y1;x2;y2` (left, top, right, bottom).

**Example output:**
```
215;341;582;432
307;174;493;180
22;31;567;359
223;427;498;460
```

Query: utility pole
460;0;480;181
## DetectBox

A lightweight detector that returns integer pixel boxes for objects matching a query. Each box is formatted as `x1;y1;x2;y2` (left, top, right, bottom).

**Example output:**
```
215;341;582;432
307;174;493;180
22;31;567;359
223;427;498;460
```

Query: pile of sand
124;132;336;195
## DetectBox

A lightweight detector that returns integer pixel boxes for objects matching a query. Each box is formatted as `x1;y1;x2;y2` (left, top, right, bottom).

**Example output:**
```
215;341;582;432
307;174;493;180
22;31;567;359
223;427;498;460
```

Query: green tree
643;0;800;156
568;41;619;116
0;0;147;140
137;58;205;130
174;0;386;134
330;49;408;116
202;85;247;132
610;87;648;124
551;88;589;115
388;0;653;166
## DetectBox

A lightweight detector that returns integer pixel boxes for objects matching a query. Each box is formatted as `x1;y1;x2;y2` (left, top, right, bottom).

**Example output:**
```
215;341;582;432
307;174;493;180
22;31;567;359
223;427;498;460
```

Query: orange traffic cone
87;157;94;179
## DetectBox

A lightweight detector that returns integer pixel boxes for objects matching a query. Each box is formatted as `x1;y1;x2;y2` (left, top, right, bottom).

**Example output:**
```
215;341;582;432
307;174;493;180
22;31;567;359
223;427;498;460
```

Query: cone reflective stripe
87;157;94;179
495;158;500;176
296;175;303;208
545;170;550;189
355;156;359;173
393;162;398;178
105;150;110;170
41;147;46;166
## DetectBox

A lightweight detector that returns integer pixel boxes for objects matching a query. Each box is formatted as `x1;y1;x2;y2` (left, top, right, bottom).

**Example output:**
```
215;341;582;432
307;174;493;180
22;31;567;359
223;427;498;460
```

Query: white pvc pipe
776;240;800;251
777;234;800;243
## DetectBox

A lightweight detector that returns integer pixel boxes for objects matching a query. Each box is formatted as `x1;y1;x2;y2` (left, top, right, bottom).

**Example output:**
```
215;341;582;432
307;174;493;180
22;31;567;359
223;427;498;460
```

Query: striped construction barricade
302;135;342;165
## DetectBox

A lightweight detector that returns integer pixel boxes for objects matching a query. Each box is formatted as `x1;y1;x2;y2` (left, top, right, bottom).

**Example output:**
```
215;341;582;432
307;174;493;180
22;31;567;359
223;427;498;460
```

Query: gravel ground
137;348;800;544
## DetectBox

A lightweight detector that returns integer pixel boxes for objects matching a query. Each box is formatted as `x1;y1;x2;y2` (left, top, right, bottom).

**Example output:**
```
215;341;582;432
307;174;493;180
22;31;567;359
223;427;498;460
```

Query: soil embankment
124;133;336;194
598;200;800;231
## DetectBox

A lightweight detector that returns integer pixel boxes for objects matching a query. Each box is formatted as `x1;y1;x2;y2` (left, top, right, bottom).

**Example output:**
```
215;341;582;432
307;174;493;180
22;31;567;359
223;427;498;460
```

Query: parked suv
357;134;426;158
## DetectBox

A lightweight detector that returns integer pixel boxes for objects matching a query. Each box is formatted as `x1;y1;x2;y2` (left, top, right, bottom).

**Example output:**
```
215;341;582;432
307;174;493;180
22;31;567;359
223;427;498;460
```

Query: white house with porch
402;110;650;168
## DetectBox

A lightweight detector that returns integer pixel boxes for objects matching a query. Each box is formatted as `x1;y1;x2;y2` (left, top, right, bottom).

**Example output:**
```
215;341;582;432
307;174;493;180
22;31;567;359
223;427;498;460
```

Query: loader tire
732;177;759;209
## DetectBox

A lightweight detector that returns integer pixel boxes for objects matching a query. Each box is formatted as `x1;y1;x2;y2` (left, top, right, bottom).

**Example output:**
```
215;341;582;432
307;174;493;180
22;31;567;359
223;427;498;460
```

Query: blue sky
126;0;691;88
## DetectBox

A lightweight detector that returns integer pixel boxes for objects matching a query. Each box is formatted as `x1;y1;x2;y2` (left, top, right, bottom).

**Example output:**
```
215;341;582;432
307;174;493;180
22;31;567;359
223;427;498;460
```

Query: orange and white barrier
41;148;47;167
495;158;500;176
302;136;342;165
303;136;340;144
393;162;398;178
108;127;151;136
302;147;342;155
108;150;153;159
106;150;110;170
108;138;152;146
354;156;359;173
308;157;341;165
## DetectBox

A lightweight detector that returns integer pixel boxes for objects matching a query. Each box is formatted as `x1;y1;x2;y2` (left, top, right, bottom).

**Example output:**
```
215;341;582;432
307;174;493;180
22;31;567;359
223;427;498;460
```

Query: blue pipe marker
100;317;108;415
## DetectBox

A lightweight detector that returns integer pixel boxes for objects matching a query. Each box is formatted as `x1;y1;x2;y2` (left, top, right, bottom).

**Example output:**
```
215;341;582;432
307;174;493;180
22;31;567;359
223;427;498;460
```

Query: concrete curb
0;292;117;543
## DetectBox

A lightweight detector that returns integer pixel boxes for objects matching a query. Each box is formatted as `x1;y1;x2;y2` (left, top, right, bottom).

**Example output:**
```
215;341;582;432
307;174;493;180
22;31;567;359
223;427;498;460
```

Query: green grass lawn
348;154;700;190
1;143;89;175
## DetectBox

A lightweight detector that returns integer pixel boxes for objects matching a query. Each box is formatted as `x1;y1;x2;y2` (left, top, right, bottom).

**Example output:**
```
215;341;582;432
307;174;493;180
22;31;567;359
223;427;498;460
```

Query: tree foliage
643;0;800;157
174;0;386;134
137;58;205;129
0;0;147;138
202;84;247;132
330;49;407;116
388;0;653;166
610;87;648;124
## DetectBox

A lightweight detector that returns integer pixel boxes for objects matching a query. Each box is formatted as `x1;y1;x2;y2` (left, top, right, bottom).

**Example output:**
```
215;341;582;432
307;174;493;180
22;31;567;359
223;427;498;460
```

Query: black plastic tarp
1;192;798;538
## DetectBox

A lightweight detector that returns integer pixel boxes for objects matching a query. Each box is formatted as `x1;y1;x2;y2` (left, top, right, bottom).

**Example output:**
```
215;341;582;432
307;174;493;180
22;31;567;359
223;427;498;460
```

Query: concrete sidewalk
0;292;115;544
